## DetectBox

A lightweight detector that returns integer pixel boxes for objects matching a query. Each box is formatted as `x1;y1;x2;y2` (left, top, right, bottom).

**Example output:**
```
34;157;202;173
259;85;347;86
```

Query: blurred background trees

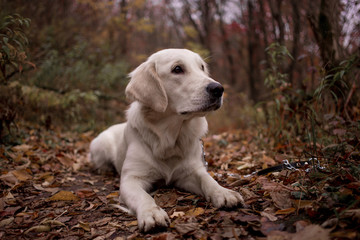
0;0;359;145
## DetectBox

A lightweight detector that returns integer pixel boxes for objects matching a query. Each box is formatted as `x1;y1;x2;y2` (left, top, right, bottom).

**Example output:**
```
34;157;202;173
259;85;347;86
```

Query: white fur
90;49;244;232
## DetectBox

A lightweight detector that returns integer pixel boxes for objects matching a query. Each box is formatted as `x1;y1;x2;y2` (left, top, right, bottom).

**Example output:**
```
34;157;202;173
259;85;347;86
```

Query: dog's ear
126;61;168;112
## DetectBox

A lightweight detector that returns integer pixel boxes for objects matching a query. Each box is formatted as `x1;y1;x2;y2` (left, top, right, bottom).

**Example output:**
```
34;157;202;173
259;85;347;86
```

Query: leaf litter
0;125;359;239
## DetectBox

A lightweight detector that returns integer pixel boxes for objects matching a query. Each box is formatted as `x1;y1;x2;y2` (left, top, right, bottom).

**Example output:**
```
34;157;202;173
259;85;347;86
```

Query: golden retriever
89;49;244;232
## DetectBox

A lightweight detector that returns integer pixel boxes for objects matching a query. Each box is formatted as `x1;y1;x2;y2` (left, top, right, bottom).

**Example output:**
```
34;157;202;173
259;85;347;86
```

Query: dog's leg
176;168;245;208
120;175;170;232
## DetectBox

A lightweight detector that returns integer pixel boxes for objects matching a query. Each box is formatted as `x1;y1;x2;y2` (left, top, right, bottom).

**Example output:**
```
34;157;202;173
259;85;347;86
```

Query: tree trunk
288;0;301;86
247;0;257;101
215;1;236;86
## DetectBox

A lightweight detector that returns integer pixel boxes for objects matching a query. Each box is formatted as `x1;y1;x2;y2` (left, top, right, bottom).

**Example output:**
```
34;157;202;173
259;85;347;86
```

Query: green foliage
262;43;359;159
0;82;24;138
25;40;129;129
31;42;128;94
314;54;359;102
264;42;293;89
0;13;31;137
0;13;32;82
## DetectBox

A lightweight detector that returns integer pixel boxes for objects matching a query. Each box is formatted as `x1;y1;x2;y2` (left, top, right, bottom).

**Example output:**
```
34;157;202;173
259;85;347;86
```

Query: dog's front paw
137;206;170;232
208;187;244;208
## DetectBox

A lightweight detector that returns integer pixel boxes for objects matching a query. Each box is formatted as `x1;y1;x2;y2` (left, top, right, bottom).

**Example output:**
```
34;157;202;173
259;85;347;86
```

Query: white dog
89;49;244;232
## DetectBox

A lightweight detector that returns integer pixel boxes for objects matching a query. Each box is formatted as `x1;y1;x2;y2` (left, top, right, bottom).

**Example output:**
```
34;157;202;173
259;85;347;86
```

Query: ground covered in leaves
0;124;359;239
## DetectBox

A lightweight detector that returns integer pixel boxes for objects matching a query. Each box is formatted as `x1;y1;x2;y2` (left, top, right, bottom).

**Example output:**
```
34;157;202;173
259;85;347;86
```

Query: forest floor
0;123;359;240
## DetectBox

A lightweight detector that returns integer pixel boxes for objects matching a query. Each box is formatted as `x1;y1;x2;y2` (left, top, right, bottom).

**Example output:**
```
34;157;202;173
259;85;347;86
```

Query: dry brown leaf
292;224;330;240
25;225;51;234
270;191;293;209
0;217;14;227
0;172;18;187
186;207;205;217
33;184;59;194
170;211;185;219
275;208;296;215
341;208;360;221
12;144;32;152
174;222;199;235
76;189;96;198
11;169;32;181
330;230;357;239
15;159;31;170
260;211;278;221
256;176;294;192
126;220;138;227
106;192;119;199
154;191;178;208
80;221;91;231
292;199;314;209
262;155;276;165
92;217;112;227
237;162;255;170
73;221;91;231
48;190;79;201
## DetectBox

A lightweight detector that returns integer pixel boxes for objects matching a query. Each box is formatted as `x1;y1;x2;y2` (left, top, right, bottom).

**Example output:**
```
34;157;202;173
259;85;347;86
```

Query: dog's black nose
206;82;224;98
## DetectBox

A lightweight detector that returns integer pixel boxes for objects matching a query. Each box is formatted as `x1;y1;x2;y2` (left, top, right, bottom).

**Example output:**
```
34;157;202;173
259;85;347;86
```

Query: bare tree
215;0;237;86
288;0;301;86
184;0;215;52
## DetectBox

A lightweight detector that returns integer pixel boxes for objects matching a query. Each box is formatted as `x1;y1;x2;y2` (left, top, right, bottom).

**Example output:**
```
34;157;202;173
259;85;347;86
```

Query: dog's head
126;49;224;115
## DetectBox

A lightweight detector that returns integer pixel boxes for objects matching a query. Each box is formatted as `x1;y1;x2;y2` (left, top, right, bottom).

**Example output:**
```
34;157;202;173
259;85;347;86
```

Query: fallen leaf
260;211;278;221
25;225;51;234
106;192;119;199
0;217;14;227
92;217;112;227
48;191;79;201
275;208;296;215
78;221;91;231
292;199;314;209
174;222;199;235
85;202;95;211
341;208;360;221
11;169;32;181
76;189;96;198
292;224;330;240
33;184;59;194
186;207;205;217
331;230;357;239
0;174;18;187
41;219;66;227
270;191;293;209
154;190;178;208
12;144;32;152
237;162;255;170
170;211;185;218
256;176;293;192
126;220;138;227
262;155;276;165
57;155;74;167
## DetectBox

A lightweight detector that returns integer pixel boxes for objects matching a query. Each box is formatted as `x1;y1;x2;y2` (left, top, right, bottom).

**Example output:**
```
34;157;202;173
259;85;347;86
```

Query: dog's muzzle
180;82;224;115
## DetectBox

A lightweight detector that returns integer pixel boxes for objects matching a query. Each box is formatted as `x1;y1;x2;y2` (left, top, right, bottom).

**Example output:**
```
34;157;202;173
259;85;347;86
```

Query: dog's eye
172;66;184;74
201;65;205;71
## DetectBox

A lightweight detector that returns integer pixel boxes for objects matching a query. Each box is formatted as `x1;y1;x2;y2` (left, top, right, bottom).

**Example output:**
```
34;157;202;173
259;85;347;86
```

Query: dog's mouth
180;99;222;115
